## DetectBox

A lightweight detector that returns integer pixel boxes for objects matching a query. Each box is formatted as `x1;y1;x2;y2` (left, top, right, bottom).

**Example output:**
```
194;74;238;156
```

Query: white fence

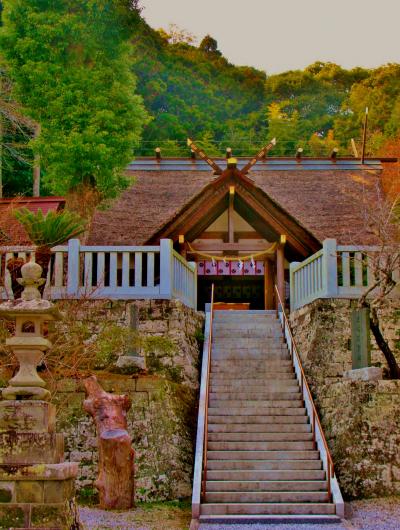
290;238;399;311
0;239;197;309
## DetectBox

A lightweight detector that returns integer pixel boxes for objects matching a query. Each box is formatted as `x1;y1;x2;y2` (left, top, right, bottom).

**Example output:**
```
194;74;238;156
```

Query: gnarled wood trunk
83;375;135;509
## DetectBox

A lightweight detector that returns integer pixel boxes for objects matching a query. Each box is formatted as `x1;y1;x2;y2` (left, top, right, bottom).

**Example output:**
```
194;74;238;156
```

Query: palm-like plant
13;208;86;294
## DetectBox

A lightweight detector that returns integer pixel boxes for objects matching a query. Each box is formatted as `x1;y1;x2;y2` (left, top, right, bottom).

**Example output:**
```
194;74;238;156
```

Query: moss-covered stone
0;482;13;502
30;503;68;528
291;298;400;499
0;505;26;529
16;480;44;503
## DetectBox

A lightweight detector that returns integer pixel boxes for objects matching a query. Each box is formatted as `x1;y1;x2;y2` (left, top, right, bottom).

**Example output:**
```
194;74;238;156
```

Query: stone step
209;392;302;401
208;423;311;433
199;515;340;524
208;415;309;424
208;432;313;442
210;384;299;393
212;342;289;352
205;491;330;503
211;361;293;371
210;381;301;399
207;460;323;471
207;450;320;461
212;338;285;346
200;503;336;516
209;400;304;409
206;470;326;481
210;371;295;378
207;441;316;451
206;480;328;492
211;359;292;366
208;407;307;416
213;331;283;338
212;354;291;362
213;324;282;331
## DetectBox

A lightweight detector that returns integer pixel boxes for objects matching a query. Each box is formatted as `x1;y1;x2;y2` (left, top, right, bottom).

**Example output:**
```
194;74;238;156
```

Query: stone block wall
0;299;204;503
290;298;400;498
319;379;400;498
55;376;197;502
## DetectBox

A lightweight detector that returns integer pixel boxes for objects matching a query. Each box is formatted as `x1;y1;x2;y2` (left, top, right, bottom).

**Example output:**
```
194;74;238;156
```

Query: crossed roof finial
187;138;277;176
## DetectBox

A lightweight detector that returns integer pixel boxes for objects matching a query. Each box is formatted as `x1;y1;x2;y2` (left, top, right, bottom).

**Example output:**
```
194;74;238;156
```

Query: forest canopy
0;2;399;197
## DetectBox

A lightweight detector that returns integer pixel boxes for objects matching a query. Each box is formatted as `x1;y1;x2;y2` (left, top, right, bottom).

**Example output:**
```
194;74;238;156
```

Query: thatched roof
88;158;387;247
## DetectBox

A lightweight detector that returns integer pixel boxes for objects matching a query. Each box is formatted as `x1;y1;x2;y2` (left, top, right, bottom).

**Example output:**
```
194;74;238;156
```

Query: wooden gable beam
235;184;320;256
147;184;229;243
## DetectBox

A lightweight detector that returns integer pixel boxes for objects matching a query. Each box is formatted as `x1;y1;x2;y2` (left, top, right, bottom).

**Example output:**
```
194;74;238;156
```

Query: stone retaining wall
290;298;400;498
0;299;204;503
55;376;197;503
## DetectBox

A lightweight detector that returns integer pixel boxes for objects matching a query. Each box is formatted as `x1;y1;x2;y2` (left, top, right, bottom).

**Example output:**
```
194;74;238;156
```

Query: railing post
160;239;173;299
289;261;300;312
322;239;338;298
189;261;197;310
66;239;80;297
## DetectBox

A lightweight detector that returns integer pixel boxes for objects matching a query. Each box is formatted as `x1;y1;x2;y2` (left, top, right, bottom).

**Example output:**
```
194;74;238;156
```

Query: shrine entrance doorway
198;275;265;311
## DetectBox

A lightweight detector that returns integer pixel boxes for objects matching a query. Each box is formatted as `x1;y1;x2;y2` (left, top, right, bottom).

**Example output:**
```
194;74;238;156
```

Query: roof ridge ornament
240;138;277;175
187;138;223;174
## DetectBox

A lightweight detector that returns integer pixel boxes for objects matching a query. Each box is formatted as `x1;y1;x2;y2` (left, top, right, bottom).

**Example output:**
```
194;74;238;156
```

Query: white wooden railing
289;238;394;311
0;239;197;309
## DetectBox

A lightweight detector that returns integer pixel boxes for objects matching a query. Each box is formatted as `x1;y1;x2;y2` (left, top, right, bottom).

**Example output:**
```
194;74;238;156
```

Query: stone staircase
199;310;340;523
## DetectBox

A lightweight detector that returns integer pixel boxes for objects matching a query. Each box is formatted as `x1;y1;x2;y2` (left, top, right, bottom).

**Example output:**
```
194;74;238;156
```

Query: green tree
0;0;148;198
267;103;300;156
199;35;220;55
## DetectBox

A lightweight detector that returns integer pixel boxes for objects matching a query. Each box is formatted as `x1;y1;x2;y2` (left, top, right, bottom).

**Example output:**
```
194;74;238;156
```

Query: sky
140;0;400;74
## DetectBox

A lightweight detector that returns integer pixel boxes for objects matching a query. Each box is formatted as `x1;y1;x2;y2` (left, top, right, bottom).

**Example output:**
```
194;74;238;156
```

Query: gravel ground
79;497;400;530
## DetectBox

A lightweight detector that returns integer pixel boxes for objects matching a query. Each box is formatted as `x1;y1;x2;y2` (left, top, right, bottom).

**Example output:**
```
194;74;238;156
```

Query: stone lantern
0;262;79;529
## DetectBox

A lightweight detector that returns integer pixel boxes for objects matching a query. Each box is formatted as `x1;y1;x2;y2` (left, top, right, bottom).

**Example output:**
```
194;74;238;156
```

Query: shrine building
88;148;395;311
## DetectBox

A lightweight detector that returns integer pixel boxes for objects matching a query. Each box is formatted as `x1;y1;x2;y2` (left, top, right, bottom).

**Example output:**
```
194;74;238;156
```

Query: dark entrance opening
198;276;264;311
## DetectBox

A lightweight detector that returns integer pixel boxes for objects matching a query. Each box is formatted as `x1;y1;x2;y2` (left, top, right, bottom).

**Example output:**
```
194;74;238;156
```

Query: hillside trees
334;64;400;153
0;0;148;198
131;22;267;155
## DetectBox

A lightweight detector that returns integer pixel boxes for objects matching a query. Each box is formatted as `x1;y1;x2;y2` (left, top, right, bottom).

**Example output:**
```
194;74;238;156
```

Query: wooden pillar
178;235;187;259
228;186;235;244
276;243;285;309
264;259;274;310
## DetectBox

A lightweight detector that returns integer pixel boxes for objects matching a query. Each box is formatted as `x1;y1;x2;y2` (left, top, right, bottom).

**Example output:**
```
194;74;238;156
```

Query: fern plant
14;208;86;248
13;207;86;293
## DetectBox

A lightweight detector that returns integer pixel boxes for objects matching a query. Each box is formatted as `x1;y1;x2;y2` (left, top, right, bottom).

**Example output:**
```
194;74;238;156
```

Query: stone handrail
0;239;197;308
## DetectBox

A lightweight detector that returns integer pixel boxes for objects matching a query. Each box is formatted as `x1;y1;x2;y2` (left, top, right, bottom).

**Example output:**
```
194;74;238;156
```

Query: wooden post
276;244;285;309
66;239;80;297
160;239;173;298
289;261;300;312
322;239;338;298
228;186;235;244
264;259;274;310
83;376;134;509
189;261;197;309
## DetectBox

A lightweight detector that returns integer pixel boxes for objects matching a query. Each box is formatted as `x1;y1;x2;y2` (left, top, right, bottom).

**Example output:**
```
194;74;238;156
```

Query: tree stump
83;375;135;509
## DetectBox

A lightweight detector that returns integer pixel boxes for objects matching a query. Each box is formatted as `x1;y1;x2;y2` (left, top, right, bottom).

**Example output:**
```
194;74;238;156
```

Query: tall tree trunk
83;376;135;510
369;306;400;379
